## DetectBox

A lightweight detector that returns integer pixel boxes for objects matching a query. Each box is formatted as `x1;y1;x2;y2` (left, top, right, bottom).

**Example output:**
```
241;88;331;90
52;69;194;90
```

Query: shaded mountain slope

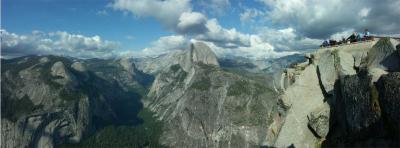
1;55;150;148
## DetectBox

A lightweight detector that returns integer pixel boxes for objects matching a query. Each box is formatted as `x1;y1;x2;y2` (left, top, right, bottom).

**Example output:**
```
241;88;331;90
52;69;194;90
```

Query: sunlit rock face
146;42;279;147
274;38;400;147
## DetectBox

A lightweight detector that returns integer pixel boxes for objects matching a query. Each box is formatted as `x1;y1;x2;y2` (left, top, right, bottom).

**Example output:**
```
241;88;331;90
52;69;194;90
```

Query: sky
1;0;400;59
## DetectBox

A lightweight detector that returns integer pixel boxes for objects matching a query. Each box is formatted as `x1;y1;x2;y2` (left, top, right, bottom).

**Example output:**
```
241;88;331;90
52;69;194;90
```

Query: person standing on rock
364;29;371;40
321;40;329;47
357;32;362;42
341;37;346;44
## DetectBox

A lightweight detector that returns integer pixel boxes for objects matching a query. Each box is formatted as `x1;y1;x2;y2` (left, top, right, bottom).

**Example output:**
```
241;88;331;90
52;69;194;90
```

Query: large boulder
336;51;357;76
275;65;325;147
307;103;330;138
316;49;357;94
314;40;376;94
340;73;381;136
376;72;400;136
390;38;400;49
367;38;400;72
316;50;337;94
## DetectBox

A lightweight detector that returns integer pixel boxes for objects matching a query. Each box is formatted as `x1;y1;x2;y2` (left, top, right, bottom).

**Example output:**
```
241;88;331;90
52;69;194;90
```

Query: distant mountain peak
134;42;219;74
188;42;219;67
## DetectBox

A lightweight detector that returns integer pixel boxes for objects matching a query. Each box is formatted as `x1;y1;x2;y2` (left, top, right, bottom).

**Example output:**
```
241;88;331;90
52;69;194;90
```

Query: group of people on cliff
321;29;373;47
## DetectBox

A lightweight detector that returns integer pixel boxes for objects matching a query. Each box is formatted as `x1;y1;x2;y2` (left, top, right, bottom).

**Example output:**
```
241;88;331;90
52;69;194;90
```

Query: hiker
321;40;329;47
341;37;346;44
357;32;362;41
364;29;370;38
329;39;337;46
363;29;372;40
347;32;358;43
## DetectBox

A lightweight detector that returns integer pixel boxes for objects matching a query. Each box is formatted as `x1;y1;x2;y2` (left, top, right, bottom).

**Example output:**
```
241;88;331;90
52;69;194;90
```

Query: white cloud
358;8;371;18
196;19;251;48
240;8;265;24
177;12;208;34
196;36;298;60
118;35;189;58
111;0;191;30
128;31;299;59
112;0;212;35
199;0;231;15
135;35;189;57
260;0;400;38
258;27;322;51
110;0;316;59
329;29;355;41
1;30;119;58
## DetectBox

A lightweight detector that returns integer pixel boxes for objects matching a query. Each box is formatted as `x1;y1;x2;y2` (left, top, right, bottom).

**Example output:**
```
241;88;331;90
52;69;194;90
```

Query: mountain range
2;39;400;147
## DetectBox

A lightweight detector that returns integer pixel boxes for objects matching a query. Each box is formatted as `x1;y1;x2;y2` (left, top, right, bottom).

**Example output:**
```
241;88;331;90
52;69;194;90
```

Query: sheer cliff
273;38;400;147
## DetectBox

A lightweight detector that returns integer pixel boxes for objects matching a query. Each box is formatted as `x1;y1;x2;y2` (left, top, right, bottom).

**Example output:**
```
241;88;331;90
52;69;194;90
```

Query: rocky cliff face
3;38;399;148
273;38;400;147
1;56;148;148
145;42;279;147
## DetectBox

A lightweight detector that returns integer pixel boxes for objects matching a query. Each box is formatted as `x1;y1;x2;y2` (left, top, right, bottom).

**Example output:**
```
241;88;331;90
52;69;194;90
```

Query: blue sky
2;0;172;50
3;0;260;51
2;0;400;59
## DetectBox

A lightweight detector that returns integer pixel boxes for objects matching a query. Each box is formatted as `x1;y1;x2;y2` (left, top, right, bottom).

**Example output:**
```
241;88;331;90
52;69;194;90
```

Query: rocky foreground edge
273;38;400;147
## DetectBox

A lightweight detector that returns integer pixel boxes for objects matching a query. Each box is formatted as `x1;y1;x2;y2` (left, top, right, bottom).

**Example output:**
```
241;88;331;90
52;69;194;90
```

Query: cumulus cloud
126;32;297;59
177;12;208;35
118;35;189;58
111;0;192;31
260;0;400;38
329;29;355;41
136;35;188;57
1;30;119;58
111;0;316;59
196;19;251;48
111;0;297;53
258;27;322;51
111;0;263;52
197;36;298;60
